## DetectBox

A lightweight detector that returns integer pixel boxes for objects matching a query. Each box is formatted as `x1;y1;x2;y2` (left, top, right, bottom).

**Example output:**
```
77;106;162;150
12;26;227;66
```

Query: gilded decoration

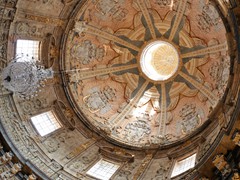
212;154;231;177
232;130;240;147
99;146;134;162
62;0;230;148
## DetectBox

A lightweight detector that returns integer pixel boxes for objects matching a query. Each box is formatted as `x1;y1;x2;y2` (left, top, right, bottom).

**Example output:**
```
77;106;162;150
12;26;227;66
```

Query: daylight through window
171;153;196;178
31;111;62;136
16;39;40;60
86;159;120;180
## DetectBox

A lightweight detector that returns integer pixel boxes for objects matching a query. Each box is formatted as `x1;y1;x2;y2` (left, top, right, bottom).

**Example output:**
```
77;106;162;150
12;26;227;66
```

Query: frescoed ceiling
63;0;230;148
0;0;239;179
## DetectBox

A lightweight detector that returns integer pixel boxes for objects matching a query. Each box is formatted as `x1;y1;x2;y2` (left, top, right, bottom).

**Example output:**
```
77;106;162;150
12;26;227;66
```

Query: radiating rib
157;83;167;136
169;0;188;41
182;42;228;59
68;64;138;82
179;71;218;105
136;0;156;39
74;21;140;52
110;80;149;125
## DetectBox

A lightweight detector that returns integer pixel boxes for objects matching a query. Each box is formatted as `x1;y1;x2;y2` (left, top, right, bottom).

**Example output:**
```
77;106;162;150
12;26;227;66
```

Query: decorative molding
25;14;64;26
53;100;76;130
65;139;96;160
133;153;153;180
99;146;134;163
42;34;58;68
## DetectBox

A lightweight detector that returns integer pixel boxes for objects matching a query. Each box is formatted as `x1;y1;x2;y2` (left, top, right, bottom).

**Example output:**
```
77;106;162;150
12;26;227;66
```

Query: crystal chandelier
1;55;53;99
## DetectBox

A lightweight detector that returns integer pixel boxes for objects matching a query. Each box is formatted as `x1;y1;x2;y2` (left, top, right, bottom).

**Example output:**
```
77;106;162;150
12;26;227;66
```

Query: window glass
171;153;196;178
16;40;40;60
31;111;62;136
87;159;120;180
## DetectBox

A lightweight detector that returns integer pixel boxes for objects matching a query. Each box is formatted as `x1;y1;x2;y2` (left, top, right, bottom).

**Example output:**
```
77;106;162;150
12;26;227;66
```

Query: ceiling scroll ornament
43;130;72;153
83;86;116;114
68;147;99;173
94;0;128;21
15;22;46;38
197;3;221;33
70;40;105;65
122;116;151;143
179;103;202;134
152;159;171;180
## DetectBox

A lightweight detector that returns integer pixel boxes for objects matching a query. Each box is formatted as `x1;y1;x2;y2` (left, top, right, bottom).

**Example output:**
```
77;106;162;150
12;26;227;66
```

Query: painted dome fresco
1;0;240;179
62;0;230;148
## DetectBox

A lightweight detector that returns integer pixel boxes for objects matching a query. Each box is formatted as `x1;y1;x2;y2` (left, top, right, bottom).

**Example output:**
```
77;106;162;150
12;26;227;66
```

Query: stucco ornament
71;40;105;64
123;114;151;143
83;86;116;113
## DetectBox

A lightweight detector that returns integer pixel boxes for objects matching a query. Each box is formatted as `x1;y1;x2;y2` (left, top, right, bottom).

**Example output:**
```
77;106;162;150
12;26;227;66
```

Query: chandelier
1;55;53;99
